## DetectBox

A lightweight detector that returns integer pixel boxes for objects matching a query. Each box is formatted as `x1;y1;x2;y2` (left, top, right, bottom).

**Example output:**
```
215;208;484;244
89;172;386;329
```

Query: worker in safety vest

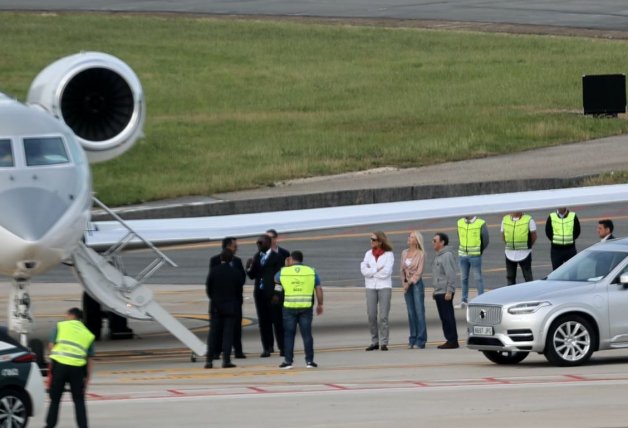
545;207;581;270
274;251;323;369
501;212;537;285
456;216;489;309
45;307;95;428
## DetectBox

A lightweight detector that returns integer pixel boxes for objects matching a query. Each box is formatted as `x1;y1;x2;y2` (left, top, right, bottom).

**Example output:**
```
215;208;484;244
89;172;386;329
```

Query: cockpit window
24;137;70;166
0;139;14;167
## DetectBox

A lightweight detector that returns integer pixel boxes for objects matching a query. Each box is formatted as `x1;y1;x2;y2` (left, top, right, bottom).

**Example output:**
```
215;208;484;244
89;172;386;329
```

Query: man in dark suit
209;237;246;359
205;250;244;369
597;219;615;242
247;234;284;357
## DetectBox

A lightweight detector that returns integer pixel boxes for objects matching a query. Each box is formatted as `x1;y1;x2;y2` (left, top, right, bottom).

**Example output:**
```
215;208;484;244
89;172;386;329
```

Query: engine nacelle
26;52;145;164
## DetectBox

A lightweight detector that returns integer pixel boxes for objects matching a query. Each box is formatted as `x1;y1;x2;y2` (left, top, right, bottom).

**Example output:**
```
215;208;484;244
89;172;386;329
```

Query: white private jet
2;51;628;361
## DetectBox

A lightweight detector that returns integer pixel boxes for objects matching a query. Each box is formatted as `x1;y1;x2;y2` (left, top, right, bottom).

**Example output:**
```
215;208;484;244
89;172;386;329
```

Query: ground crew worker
275;250;323;369
45;307;95;428
456;215;489;308
545;207;581;269
501;211;537;285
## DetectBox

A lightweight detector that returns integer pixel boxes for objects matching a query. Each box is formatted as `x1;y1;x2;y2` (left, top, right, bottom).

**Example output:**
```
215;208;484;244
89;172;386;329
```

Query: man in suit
266;229;289;355
209;237;246;359
597;219;615;242
247;234;285;357
205;250;244;369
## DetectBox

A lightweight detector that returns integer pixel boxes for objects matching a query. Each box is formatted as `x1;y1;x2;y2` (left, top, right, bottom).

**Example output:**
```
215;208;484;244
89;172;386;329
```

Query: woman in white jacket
361;231;395;351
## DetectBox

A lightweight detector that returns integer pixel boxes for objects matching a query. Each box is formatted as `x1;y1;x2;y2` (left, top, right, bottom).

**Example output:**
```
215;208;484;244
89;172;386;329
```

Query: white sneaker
455;302;468;309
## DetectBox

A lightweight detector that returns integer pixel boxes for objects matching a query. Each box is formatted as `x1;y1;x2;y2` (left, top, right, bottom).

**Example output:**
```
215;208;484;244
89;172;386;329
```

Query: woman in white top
400;231;427;349
361;231;395;351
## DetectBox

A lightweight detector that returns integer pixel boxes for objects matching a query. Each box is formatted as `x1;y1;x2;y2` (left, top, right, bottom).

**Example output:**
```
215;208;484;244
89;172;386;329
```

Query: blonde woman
360;231;394;351
400;231;427;349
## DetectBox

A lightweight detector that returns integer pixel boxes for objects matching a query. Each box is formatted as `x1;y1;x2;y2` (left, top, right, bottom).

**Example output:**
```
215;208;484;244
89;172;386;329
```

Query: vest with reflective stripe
50;320;95;367
550;212;575;245
458;218;485;256
503;214;532;251
280;265;316;309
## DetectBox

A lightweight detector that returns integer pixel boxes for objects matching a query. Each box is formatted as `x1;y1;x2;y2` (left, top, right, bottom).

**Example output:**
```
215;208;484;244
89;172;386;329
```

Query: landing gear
8;278;33;347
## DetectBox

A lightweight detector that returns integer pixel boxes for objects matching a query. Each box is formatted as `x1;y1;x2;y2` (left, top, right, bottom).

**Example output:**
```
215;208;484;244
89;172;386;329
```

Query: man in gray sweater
431;232;459;349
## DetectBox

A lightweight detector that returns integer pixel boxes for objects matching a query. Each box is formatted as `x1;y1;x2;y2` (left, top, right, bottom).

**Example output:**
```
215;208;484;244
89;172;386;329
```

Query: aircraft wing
86;183;628;249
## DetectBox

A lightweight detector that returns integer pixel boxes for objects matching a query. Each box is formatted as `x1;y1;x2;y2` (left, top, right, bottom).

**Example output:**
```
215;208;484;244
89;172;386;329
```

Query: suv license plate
473;326;494;336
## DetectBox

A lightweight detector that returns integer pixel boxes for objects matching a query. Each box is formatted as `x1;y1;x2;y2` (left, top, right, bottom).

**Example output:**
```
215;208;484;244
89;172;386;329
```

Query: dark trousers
434;293;458;343
505;254;533;285
283;307;314;364
233;305;244;355
254;290;275;352
550;246;577;270
207;313;235;364
45;361;88;428
212;305;244;357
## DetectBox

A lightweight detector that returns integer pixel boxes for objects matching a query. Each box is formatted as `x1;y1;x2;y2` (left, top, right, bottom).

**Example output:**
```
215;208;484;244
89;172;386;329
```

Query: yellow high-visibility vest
458;218;485;256
503;214;532;251
550;212;576;245
50;320;95;367
280;265;316;309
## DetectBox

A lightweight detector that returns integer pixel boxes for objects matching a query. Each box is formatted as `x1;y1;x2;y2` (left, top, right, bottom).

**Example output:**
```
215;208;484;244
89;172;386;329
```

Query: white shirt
501;216;537;262
360;250;394;289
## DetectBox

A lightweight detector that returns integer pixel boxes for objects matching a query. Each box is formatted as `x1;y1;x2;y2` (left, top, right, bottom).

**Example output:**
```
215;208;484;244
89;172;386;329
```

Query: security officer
545;207;581;270
45;307;95;428
456;215;489;308
274;251;324;369
501;211;537;285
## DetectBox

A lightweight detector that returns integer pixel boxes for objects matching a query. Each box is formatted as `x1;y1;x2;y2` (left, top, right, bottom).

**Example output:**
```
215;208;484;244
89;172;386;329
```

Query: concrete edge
91;176;592;221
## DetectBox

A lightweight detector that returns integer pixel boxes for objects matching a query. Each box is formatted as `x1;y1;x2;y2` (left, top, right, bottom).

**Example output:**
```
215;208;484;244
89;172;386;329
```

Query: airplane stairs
71;198;206;358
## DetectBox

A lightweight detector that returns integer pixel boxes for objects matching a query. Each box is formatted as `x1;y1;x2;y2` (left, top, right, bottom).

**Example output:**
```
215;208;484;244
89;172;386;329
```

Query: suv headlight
507;301;551;315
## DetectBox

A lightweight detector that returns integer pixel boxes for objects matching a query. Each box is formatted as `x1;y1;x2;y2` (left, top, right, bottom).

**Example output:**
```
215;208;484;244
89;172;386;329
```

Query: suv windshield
546;249;627;282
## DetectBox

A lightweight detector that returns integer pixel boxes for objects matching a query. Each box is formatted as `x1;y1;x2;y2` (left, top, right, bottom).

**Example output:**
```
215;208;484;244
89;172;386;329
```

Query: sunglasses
370;238;378;242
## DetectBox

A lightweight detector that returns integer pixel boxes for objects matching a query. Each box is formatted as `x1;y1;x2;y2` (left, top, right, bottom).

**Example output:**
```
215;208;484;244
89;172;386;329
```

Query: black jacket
206;262;245;316
247;250;284;299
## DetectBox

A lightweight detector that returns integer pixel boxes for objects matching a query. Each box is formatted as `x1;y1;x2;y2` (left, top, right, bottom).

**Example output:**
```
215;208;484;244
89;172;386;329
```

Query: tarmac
95;133;628;220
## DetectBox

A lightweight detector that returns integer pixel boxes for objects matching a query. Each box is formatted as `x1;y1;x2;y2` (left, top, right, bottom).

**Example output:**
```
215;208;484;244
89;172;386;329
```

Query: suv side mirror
620;274;628;287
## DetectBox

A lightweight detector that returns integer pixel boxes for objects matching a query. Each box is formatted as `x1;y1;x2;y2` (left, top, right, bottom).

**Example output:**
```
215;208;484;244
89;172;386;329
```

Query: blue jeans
459;255;484;303
282;307;314;364
403;279;427;347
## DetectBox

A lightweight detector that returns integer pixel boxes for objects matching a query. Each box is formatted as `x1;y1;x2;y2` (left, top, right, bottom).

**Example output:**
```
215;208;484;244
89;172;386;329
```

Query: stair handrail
90;197;178;285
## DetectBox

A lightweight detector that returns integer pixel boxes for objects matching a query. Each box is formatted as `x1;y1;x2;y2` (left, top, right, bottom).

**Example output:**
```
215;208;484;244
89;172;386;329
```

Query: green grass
2;13;628;205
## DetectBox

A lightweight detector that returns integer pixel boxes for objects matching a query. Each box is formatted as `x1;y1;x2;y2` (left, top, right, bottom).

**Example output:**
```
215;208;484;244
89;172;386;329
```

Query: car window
24;137;70;166
546;250;627;282
0;139;14;167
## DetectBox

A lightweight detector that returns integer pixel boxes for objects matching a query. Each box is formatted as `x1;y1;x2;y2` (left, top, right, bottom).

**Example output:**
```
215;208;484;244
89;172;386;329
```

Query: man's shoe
222;362;237;368
306;362;318;368
204;362;213;369
279;361;293;369
437;341;460;349
454;302;468;309
235;353;247;359
381;345;388;351
260;351;271;358
365;344;379;351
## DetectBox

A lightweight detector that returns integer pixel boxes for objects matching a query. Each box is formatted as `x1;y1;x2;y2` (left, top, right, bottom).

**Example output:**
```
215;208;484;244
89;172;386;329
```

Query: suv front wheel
544;315;596;366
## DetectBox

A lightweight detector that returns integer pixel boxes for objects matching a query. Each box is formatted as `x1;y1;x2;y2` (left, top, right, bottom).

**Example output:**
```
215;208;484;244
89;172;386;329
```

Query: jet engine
26;52;145;163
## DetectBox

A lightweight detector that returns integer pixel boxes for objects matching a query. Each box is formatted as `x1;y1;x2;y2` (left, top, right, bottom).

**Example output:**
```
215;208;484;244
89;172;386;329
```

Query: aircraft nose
0;188;69;240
